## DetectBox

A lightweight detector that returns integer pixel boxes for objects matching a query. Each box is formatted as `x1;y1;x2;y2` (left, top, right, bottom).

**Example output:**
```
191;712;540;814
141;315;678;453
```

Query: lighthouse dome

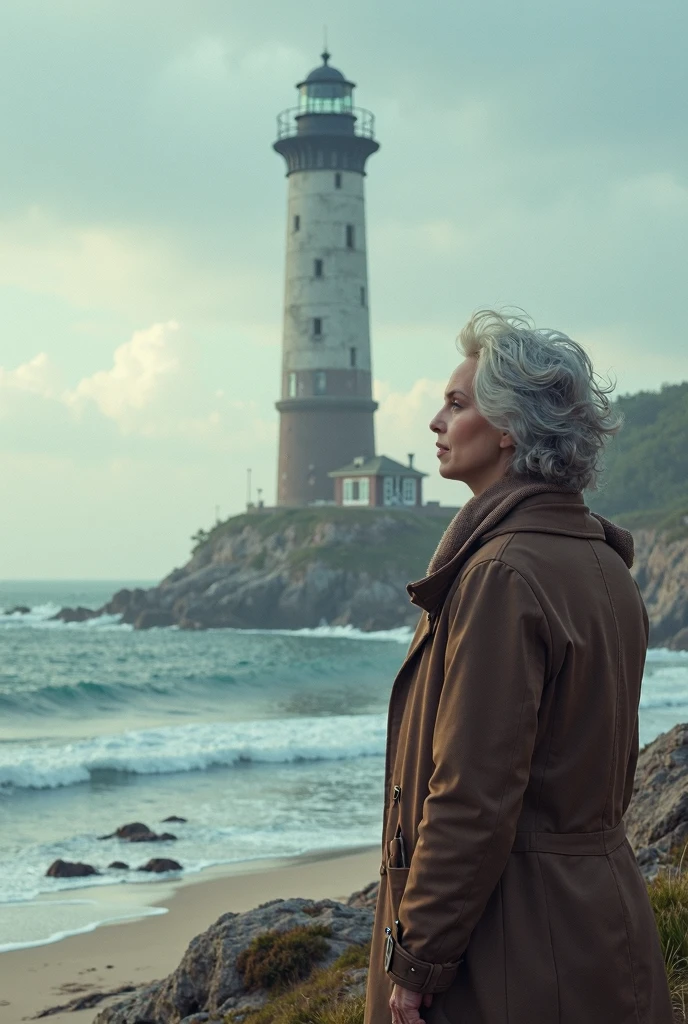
303;59;347;84
297;52;354;112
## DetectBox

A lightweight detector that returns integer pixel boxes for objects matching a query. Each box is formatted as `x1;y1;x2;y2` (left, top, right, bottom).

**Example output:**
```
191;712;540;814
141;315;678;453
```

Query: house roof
328;454;427;479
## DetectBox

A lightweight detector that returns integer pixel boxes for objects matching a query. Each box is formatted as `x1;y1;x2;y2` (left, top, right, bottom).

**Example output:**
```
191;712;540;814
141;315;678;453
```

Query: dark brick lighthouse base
276;398;377;506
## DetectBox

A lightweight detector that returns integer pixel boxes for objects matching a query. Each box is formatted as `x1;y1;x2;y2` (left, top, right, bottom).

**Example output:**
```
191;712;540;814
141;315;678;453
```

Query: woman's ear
499;431;515;450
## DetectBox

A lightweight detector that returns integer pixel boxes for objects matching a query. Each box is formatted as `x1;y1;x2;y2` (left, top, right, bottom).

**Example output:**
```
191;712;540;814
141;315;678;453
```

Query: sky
0;0;686;579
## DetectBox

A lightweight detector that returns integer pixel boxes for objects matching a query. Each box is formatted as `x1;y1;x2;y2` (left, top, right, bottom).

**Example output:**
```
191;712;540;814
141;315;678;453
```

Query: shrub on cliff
236;924;332;993
227;943;369;1024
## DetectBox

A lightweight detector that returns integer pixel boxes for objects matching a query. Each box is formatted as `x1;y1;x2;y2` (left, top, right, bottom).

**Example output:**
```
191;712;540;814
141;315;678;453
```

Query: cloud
68;321;182;431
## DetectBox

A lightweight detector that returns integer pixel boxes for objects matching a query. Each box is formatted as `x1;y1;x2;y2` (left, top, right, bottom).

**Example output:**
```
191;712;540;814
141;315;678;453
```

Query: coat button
380;863;387;876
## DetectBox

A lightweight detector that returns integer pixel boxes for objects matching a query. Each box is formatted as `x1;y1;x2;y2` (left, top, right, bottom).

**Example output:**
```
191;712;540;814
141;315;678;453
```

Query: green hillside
587;381;688;526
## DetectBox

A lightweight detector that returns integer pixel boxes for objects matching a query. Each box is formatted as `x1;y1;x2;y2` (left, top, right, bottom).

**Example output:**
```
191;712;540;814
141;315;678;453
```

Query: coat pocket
386;864;410;922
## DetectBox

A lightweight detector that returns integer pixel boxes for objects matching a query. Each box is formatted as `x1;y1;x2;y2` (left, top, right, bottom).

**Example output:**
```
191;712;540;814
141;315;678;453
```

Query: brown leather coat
365;492;672;1024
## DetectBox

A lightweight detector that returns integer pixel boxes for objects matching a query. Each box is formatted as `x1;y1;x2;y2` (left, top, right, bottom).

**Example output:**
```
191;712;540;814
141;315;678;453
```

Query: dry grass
235;925;332;994
649;848;688;1021
226;943;370;1024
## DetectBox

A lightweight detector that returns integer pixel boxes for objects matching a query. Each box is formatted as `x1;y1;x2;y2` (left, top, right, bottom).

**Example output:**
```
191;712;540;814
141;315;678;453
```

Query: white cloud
68;321;182;430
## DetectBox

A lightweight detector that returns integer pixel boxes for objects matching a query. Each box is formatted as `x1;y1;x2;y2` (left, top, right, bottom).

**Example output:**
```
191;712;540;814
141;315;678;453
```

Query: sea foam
0;713;387;790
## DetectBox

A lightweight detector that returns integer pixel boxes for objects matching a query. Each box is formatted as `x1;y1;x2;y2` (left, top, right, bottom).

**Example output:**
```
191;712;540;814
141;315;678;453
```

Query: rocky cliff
53;508;688;646
632;527;688;649
58;508;453;633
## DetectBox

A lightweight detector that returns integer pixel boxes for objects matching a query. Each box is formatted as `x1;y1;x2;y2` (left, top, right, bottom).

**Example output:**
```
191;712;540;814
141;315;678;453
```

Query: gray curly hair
458;309;622;492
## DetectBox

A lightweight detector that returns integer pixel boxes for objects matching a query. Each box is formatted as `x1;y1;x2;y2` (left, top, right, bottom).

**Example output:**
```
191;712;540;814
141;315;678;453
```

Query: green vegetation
227;942;369;1024
236;924;332;993
648;853;688;1020
588;381;688;524
191;506;453;579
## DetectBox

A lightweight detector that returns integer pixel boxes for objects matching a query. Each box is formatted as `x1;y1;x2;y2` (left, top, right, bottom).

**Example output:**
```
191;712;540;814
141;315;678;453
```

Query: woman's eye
451;401;462;410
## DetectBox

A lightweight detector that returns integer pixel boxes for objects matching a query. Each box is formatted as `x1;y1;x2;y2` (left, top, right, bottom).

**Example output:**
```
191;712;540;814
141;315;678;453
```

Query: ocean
1;580;687;954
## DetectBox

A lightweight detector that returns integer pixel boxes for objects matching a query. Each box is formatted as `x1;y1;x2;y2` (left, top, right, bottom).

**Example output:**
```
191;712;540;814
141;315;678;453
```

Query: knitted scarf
426;472;634;576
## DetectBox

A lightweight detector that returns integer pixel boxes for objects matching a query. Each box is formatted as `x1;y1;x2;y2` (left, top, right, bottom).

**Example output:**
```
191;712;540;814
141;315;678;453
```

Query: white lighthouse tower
273;52;380;506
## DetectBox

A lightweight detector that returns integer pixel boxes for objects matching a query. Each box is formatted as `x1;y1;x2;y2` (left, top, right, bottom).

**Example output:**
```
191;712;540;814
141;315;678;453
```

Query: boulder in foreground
94;897;373;1024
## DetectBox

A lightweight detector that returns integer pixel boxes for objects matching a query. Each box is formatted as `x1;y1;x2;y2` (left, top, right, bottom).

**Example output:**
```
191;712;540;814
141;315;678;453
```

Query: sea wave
0;713;387;790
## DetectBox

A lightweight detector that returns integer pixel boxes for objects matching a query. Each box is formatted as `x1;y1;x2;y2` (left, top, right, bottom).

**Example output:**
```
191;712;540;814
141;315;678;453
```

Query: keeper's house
328;454;426;508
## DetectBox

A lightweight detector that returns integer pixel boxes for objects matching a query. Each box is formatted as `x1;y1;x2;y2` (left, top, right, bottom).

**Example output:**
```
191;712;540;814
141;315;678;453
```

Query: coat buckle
384;927;395;972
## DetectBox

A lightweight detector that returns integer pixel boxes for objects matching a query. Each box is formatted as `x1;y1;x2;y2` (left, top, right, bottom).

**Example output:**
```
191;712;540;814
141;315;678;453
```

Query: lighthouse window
335;172;342;189
288;372;297;397
350;347;357;368
314;259;323;278
314;371;327;395
360;286;366;306
346;224;355;249
313;317;322;337
293;214;300;232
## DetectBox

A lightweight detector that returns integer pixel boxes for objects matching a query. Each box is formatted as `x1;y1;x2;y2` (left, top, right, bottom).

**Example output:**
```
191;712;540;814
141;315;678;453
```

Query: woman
364;310;672;1024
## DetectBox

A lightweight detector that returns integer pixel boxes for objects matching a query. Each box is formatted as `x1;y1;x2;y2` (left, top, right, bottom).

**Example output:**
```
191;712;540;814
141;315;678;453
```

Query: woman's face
429;357;515;496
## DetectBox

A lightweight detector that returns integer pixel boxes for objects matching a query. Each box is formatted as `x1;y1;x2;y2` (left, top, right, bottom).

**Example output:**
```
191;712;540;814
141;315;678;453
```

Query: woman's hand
389;983;433;1023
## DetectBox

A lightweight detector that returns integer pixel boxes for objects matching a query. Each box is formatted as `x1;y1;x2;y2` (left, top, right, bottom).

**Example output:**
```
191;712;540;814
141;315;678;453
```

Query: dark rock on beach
46;859;99;878
7;605;31;615
108;861;130;870
138;858;183;873
163;815;188;823
625;723;688;879
99;821;177;842
93;897;373;1024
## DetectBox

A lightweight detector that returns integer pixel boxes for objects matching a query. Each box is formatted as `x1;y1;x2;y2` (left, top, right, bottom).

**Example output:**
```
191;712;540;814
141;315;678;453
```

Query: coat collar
407;492;605;615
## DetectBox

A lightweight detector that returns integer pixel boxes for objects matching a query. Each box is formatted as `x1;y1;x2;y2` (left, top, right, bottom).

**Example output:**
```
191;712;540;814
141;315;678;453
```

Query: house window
350;347;357;368
335;172;342;189
346;224;355;249
342;477;369;506
360;286;366;306
402;478;417;505
293;214;300;232
288;372;297;397
383;476;403;506
313;317;322;337
314;371;327;394
314;259;323;278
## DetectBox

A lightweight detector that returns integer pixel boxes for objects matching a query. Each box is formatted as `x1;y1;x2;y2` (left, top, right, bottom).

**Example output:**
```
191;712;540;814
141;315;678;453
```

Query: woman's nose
429;412;443;434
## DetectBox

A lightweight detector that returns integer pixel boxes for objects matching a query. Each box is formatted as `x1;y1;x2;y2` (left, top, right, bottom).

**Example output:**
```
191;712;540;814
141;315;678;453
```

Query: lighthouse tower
273;52;380;506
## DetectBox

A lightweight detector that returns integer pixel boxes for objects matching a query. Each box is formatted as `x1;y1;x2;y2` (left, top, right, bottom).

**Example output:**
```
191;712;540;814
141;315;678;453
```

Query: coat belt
511;820;626;855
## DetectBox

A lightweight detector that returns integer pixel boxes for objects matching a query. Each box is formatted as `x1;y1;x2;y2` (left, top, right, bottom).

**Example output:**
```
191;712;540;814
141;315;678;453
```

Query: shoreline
0;844;380;1024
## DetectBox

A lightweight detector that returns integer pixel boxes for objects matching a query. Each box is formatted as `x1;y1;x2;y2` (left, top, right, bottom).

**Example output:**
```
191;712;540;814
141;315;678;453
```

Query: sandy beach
0;845;380;1024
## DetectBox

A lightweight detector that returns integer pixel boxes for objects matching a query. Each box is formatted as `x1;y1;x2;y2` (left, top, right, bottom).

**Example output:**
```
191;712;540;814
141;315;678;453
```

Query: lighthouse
273;52;380;506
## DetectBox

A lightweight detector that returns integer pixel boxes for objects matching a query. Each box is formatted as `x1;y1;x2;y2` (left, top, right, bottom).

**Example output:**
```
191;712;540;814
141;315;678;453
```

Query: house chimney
407;453;415;469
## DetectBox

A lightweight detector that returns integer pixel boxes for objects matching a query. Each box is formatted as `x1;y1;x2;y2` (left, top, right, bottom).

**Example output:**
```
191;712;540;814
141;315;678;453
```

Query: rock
7;605;30;615
134;610;176;630
93;897;373;1024
99;821;176;842
46;859;99;878
108;861;129;870
346;880;380;909
163;816;188;823
129;831;177;843
625;723;688;878
138;858;183;873
668;626;688;651
632;528;688;648
50;605;99;624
